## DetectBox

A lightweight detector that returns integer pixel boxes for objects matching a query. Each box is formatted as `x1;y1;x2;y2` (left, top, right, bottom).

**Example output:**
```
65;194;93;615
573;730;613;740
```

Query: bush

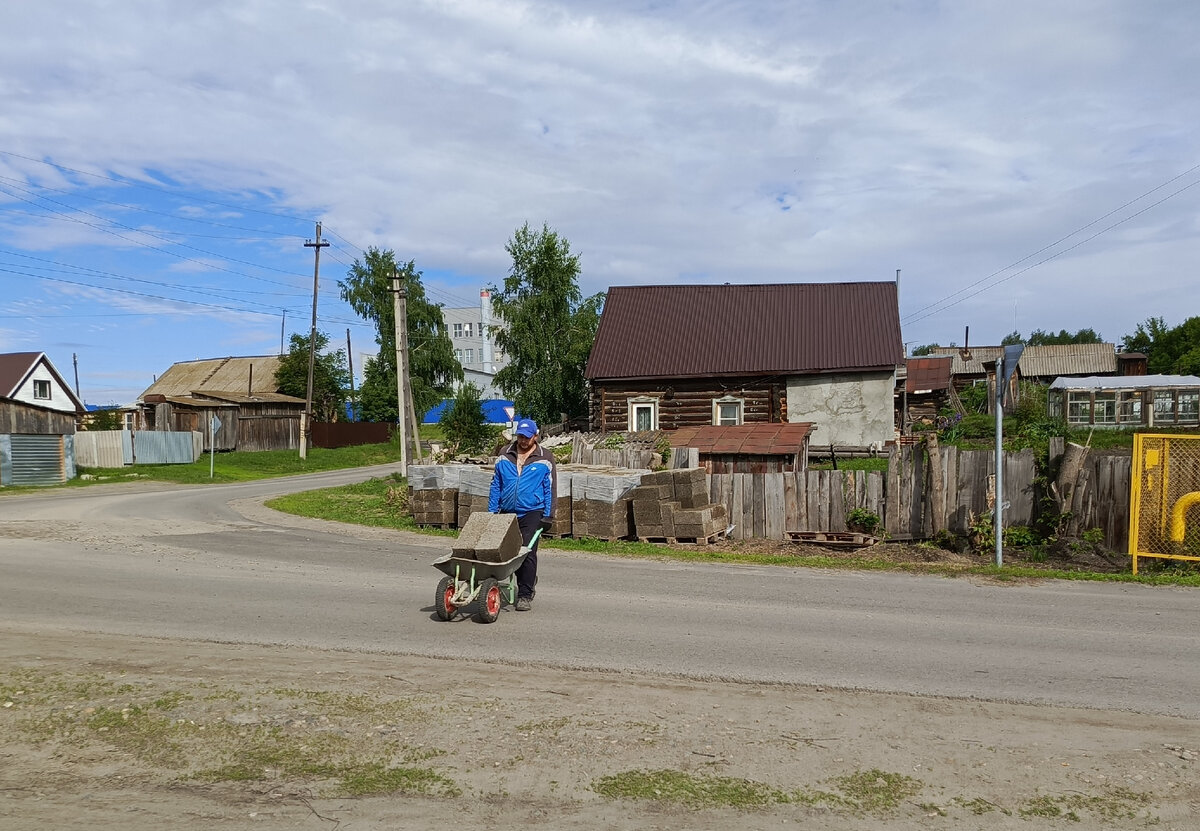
846;508;881;535
440;383;497;456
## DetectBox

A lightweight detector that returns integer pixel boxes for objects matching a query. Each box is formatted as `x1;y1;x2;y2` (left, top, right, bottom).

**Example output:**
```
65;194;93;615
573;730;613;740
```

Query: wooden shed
669;423;813;474
137;356;304;452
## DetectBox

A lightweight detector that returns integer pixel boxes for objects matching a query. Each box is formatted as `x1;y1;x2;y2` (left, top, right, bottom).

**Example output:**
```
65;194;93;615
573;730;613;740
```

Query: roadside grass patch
1017;788;1150;822
592;768;790;809
594;767;924;815
825;768;923;813
337;762;461;797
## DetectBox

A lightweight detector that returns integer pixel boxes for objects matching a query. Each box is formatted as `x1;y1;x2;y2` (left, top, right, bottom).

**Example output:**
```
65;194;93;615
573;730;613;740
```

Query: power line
903;163;1200;326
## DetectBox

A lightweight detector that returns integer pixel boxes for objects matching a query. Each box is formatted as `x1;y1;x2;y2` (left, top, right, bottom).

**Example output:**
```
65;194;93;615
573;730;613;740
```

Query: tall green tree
489;222;604;426
274;330;351;421
1123;316;1200;374
339;248;461;422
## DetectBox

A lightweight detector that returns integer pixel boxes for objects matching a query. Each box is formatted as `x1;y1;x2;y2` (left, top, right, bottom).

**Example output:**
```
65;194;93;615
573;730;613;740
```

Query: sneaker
515;596;533;612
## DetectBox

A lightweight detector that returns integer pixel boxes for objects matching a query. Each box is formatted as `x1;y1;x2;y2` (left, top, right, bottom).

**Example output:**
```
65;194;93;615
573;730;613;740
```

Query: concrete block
452;511;522;562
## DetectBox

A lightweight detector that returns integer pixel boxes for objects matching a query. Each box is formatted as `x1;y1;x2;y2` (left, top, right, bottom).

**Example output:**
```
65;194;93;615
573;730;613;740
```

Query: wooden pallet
785;530;879;548
639;529;727;545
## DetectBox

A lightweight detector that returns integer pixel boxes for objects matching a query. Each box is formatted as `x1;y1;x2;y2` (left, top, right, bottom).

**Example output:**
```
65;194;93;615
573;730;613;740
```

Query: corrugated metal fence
75;430;202;467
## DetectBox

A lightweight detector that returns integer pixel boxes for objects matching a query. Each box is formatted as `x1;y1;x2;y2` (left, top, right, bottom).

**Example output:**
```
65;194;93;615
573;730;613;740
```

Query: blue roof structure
423;398;514;424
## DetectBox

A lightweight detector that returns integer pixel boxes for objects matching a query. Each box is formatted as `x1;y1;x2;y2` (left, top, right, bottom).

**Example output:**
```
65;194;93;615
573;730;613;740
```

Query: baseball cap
515;418;538;437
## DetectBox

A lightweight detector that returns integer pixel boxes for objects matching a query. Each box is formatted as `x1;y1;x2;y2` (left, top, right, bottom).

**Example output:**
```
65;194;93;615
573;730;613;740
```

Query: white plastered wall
786;370;897;447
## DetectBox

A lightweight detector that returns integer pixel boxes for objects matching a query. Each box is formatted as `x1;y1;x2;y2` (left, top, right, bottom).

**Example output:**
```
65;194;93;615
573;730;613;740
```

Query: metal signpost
210;415;221;479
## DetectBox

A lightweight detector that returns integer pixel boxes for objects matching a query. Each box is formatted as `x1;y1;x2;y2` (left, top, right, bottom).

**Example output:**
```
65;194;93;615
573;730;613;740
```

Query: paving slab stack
406;462;650;541
569;466;643;540
631;467;728;542
451;511;523;563
408;464;461;527
455;465;494;527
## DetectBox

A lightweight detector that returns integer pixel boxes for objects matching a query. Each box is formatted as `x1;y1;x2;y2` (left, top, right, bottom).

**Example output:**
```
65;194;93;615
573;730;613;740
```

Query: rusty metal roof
585;283;904;380
140;356;288;400
905;356;953;393
669;423;813;455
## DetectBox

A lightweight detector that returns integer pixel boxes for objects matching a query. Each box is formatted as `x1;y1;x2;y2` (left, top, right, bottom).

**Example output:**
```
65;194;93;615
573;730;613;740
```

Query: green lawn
75;443;401;486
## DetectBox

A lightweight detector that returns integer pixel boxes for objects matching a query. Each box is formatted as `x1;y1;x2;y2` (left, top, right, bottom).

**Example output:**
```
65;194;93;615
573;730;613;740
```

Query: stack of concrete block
544;469;572;537
570;467;642;540
631;467;728;543
452;511;523;563
411;487;459;526
629;470;679;540
455;465;494;527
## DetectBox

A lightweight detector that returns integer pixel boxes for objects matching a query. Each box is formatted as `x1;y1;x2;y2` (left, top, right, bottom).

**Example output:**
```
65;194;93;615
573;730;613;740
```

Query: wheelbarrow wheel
476;578;501;623
435;576;458;621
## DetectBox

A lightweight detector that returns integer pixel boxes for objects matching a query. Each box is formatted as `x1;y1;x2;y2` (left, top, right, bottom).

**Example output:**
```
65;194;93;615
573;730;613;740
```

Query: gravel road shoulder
2;626;1198;830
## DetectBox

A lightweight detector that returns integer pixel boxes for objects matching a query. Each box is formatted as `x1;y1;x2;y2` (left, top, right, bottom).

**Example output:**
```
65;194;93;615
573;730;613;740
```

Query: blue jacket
490;441;556;517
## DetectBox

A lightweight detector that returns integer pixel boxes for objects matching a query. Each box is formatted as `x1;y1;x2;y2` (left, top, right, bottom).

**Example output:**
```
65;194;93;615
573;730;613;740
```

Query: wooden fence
705;443;1131;551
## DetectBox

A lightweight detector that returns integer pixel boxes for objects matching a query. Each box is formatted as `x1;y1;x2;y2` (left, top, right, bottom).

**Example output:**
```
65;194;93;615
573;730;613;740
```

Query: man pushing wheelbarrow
431;418;557;623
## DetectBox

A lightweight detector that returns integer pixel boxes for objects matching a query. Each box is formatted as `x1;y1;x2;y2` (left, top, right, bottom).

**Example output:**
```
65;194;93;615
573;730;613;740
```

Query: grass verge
266;476;1200;586
72;443;400;486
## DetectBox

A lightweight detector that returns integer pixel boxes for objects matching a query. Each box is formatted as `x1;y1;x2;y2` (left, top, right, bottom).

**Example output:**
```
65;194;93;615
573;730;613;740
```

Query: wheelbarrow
431;528;541;623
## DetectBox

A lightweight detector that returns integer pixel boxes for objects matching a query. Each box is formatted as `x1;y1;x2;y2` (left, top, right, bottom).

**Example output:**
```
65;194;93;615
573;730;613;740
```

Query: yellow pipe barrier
1168;490;1200;543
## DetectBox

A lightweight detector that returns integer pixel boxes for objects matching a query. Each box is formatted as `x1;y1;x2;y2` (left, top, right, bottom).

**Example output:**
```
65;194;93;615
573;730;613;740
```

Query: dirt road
2;626;1198;830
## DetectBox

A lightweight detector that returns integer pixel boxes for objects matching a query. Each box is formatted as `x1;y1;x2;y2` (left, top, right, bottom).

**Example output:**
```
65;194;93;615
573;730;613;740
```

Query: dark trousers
514;510;543;599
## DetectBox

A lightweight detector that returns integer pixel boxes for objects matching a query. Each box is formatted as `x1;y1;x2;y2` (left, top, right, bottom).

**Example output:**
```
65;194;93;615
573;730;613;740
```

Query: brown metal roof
669;423;813;455
0;351;86;411
905;356;953;393
140;356;287;400
585;283;904;380
0;352;43;398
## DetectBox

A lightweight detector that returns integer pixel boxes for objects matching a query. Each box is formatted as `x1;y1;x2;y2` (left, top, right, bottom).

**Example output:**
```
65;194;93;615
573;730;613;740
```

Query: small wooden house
0;352;85;485
136;356;305;452
899;356;953;429
1048;375;1200;428
584;282;904;451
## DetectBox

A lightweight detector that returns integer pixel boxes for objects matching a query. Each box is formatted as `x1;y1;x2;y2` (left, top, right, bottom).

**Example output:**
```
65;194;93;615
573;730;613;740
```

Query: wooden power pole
392;269;409;471
302;222;329;460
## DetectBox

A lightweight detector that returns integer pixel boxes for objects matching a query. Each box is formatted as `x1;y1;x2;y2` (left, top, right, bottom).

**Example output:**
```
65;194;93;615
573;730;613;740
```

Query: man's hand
539;516;554;532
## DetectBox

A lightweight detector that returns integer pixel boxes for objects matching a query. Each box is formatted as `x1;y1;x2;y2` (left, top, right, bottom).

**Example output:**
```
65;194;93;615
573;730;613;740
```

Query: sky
2;0;1198;405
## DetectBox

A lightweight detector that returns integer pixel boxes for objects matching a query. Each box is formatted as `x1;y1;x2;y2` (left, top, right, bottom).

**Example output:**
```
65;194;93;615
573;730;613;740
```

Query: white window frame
464;322;473;337
453;323;464;338
33;379;51;400
712;395;744;426
464;348;474;363
628;396;658;432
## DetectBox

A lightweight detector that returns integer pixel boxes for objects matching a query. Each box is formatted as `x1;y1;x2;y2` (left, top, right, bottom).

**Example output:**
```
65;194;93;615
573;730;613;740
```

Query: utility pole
346;328;355;421
391;269;409;471
72;353;80;399
302;222;329;460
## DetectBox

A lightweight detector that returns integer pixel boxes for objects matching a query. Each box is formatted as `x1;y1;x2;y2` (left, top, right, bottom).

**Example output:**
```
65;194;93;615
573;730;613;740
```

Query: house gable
0;352;85;414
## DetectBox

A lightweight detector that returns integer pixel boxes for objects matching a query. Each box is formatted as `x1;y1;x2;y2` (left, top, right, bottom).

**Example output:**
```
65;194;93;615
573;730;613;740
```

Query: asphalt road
2;464;1198;718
